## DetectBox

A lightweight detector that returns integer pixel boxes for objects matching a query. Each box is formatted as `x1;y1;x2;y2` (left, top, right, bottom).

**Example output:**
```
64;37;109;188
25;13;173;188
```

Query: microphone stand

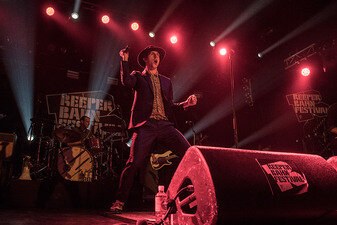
229;53;239;148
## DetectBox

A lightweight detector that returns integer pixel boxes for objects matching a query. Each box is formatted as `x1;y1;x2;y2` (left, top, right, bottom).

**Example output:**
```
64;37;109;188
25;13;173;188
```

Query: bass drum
57;146;93;182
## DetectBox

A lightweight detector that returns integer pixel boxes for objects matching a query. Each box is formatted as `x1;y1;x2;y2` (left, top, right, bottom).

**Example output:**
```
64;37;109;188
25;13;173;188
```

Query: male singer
110;45;197;213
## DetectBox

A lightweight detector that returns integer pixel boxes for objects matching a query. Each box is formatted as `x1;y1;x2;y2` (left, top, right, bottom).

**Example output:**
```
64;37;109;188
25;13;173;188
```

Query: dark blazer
120;61;183;129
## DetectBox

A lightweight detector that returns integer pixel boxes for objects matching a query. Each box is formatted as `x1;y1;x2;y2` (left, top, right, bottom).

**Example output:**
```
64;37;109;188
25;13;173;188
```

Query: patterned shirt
148;71;168;120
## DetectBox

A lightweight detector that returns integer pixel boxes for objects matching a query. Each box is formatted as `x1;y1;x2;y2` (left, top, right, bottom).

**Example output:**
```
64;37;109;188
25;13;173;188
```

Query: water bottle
155;185;167;222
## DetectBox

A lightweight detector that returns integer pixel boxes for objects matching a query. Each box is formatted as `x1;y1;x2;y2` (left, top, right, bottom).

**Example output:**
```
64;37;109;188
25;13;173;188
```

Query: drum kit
26;117;127;182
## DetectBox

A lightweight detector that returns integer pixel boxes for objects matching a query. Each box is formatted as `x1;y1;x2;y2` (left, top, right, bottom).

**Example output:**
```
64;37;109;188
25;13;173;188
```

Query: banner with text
46;91;127;138
286;90;329;122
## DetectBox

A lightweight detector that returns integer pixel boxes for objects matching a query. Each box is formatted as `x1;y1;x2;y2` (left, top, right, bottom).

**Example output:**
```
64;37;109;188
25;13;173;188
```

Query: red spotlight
170;35;178;44
131;22;139;31
301;67;311;77
219;48;227;56
101;15;110;24
45;7;55;16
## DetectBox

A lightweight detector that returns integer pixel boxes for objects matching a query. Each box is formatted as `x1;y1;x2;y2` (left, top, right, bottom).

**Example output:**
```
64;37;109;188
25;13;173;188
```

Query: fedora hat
137;45;166;68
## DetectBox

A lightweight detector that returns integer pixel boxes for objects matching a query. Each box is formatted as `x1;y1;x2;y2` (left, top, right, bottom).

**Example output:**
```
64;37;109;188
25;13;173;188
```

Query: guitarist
109;45;197;213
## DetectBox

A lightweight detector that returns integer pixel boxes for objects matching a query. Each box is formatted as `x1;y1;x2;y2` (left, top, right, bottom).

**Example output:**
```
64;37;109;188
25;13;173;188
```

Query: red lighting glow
101;15;110;24
170;35;178;44
301;67;311;76
131;22;139;31
46;7;55;16
219;48;227;56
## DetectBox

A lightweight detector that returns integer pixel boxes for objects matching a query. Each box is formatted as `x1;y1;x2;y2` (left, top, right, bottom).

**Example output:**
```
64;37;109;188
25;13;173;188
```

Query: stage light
101;15;110;24
210;41;215;47
149;32;155;38
219;48;227;56
258;53;262;58
46;7;55;16
170;35;178;44
301;67;311;76
71;12;79;20
126;139;132;147
27;134;34;141
131;22;139;31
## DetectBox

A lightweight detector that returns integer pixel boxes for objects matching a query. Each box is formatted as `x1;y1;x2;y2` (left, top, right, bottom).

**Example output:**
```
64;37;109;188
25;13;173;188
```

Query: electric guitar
150;150;178;170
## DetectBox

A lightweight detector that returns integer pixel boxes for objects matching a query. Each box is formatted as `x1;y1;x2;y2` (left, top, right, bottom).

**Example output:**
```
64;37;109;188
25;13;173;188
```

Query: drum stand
27;122;44;166
28;119;57;180
30;142;58;180
100;139;119;180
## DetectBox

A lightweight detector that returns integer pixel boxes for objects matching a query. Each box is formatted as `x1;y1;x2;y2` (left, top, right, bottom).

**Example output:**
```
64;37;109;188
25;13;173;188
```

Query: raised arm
119;47;137;88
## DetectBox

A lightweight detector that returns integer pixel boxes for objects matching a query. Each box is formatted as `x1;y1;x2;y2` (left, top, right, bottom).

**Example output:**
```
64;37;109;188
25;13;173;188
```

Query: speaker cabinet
167;146;337;224
0;133;16;159
327;156;337;171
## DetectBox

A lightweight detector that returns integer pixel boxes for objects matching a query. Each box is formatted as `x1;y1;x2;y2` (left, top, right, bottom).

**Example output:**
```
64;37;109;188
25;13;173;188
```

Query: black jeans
116;119;190;202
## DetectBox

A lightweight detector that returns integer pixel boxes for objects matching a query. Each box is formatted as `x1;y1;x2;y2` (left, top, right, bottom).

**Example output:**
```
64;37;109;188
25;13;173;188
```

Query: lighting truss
284;43;317;70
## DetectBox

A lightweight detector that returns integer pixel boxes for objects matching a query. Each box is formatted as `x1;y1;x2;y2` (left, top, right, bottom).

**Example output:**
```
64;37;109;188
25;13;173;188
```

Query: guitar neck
166;155;178;160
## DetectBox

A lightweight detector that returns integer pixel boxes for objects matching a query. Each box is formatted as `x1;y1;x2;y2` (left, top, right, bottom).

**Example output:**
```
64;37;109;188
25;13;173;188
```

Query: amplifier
0;133;17;159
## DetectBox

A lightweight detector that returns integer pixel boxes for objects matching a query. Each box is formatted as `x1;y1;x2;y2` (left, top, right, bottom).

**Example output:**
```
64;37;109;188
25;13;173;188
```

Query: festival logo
257;159;308;196
46;91;126;138
286;90;329;122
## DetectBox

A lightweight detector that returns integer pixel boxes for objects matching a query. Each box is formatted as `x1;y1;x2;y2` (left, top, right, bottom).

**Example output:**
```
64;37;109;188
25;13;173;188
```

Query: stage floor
0;209;156;225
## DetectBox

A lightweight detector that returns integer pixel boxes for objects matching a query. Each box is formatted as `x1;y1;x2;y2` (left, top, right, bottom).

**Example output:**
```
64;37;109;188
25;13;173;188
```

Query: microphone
123;45;129;53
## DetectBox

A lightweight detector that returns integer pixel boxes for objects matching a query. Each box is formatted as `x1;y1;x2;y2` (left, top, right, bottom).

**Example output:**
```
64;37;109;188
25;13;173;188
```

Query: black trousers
116;119;190;202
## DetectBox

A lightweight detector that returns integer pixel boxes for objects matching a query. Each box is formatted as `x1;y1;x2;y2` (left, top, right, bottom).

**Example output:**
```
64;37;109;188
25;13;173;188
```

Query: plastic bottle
155;185;167;222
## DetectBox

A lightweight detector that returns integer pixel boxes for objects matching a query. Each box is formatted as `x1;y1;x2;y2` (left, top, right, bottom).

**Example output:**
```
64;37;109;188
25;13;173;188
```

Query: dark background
1;0;337;162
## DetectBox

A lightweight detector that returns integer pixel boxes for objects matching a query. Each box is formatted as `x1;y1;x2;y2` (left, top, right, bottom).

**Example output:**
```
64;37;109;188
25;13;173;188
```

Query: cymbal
101;126;123;133
30;117;55;124
52;128;81;143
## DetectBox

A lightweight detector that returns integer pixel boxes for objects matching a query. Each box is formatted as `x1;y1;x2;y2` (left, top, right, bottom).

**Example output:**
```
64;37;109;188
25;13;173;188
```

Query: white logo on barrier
260;160;308;194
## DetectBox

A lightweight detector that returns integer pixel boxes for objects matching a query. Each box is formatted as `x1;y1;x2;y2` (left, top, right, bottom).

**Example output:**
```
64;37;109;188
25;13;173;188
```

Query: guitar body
150;150;178;170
